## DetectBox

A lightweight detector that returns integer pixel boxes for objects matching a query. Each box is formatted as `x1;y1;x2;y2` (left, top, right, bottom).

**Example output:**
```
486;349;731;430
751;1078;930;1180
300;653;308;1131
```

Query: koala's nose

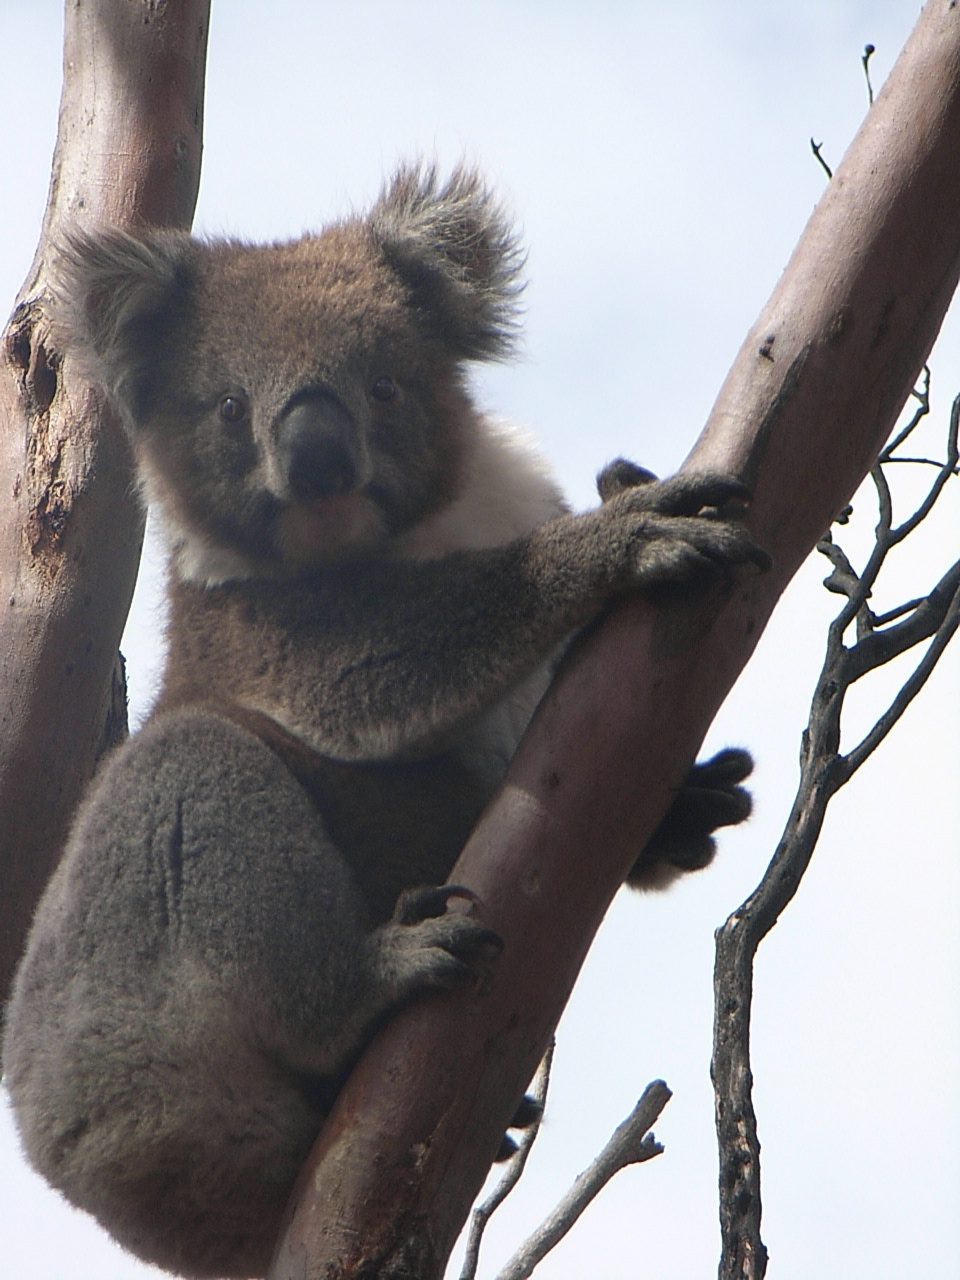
277;392;359;501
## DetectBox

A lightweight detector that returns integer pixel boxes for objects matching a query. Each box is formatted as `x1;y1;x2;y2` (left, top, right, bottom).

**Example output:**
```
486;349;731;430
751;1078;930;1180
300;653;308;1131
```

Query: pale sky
1;3;958;1278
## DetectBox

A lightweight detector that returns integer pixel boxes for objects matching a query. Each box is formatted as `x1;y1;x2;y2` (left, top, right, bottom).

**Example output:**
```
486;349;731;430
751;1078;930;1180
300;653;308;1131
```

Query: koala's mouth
275;491;388;568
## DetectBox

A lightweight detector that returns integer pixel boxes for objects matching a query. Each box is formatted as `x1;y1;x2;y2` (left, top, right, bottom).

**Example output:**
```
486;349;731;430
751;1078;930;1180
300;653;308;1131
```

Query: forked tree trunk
264;3;960;1276
0;0;210;999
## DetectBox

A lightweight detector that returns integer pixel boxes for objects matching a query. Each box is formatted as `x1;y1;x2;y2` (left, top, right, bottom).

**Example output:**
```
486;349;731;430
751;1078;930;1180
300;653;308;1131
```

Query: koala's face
124;229;475;577
58;166;522;580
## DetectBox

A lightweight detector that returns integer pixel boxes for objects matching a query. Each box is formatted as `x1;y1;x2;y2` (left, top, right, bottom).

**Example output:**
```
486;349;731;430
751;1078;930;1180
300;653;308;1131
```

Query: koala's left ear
370;163;524;362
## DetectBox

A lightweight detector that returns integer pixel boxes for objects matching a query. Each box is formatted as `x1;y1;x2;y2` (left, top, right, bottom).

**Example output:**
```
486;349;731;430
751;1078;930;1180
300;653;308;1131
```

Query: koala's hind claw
494;1092;544;1161
509;1093;543;1129
376;884;503;1001
689;745;754;788
649;471;755;517
392;883;478;924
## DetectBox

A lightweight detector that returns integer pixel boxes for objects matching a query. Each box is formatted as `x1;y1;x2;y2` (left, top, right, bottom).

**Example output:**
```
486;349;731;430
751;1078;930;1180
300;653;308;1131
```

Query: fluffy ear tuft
369;163;524;362
51;227;195;424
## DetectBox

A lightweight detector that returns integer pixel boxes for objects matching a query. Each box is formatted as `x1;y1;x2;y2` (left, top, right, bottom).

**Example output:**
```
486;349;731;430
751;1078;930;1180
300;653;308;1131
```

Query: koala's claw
509;1093;544;1130
392;883;478;924
597;457;658;501
378;884;503;1001
645;472;755;519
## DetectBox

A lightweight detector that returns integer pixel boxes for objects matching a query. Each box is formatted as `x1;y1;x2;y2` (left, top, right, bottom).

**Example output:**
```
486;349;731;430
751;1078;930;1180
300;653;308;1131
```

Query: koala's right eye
218;396;247;424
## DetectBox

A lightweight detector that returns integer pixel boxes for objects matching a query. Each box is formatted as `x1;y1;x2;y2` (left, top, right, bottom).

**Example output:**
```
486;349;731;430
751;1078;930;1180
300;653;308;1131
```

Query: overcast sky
1;3;958;1278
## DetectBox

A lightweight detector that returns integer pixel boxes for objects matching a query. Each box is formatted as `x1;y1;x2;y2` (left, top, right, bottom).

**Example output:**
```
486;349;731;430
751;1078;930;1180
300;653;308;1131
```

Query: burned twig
863;44;876;106
712;373;960;1280
810;138;833;179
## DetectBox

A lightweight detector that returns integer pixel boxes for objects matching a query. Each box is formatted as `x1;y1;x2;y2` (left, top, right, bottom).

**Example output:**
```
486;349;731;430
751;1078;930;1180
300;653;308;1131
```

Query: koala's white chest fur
397;417;568;786
396;416;568;560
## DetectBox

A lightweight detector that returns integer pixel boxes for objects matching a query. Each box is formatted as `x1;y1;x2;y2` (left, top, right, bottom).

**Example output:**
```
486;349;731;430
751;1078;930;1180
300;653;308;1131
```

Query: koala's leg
626;747;754;888
3;707;497;1279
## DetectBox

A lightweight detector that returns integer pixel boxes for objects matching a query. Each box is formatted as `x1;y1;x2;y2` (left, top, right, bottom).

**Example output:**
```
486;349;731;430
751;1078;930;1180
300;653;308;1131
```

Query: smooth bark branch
267;4;960;1277
0;0;210;1000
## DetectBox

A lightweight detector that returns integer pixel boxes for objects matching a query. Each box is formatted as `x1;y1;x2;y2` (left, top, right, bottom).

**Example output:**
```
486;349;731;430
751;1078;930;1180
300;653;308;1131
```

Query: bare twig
863;44;876;106
458;1042;555;1280
840;566;960;777
879;365;930;461
810;138;833;179
712;369;960;1280
810;42;877;187
492;1081;671;1280
886;392;959;545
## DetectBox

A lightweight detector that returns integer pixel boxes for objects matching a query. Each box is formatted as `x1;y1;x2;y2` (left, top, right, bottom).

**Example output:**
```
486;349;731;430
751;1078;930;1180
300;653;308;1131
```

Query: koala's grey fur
2;165;765;1279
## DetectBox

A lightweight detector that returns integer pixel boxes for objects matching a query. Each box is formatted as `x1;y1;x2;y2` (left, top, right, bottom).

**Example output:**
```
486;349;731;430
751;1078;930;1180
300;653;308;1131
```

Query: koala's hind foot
628;747;754;888
494;1093;545;1162
374;885;535;1165
371;884;504;1003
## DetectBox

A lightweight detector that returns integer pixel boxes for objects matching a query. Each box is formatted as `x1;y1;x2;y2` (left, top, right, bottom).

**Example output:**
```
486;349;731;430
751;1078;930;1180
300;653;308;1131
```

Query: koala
2;165;767;1279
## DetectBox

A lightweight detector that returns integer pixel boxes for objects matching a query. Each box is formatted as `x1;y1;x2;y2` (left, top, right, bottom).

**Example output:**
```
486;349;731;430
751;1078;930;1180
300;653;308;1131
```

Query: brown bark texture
266;3;960;1277
0;0;210;1002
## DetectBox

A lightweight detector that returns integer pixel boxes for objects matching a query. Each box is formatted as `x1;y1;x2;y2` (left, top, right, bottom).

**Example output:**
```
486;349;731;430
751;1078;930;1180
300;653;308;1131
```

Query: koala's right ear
52;227;195;424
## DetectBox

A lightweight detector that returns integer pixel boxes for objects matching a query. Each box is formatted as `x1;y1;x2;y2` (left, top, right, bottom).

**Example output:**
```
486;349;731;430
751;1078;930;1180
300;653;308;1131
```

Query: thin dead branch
712;372;960;1280
458;1042;555;1280
810;139;833;180
863;44;876;106
492;1081;671;1280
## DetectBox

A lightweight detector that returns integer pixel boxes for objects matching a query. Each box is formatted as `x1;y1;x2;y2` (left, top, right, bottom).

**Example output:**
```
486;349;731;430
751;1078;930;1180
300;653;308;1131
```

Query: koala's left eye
218;396;247;424
370;376;397;402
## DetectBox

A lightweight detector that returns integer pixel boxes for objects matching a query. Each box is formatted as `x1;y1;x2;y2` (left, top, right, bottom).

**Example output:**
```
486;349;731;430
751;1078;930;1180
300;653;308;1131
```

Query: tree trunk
0;0;210;1002
265;3;960;1276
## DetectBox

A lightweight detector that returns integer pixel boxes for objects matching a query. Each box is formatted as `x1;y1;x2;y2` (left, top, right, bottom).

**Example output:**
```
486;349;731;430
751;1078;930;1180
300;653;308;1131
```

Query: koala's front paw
603;471;771;590
373;885;503;1003
628;747;754;887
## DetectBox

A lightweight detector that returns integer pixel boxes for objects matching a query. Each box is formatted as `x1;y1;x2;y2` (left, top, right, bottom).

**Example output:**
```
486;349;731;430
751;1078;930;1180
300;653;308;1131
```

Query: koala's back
3;709;379;1277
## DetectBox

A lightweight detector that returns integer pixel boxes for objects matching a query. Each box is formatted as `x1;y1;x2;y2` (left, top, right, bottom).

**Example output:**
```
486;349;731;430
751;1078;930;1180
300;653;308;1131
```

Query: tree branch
713;361;959;1278
266;4;960;1276
493;1081;671;1280
0;0;210;1001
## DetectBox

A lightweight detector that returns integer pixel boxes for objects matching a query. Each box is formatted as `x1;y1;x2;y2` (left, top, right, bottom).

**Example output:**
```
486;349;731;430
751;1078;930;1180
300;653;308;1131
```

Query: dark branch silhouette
713;374;960;1280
